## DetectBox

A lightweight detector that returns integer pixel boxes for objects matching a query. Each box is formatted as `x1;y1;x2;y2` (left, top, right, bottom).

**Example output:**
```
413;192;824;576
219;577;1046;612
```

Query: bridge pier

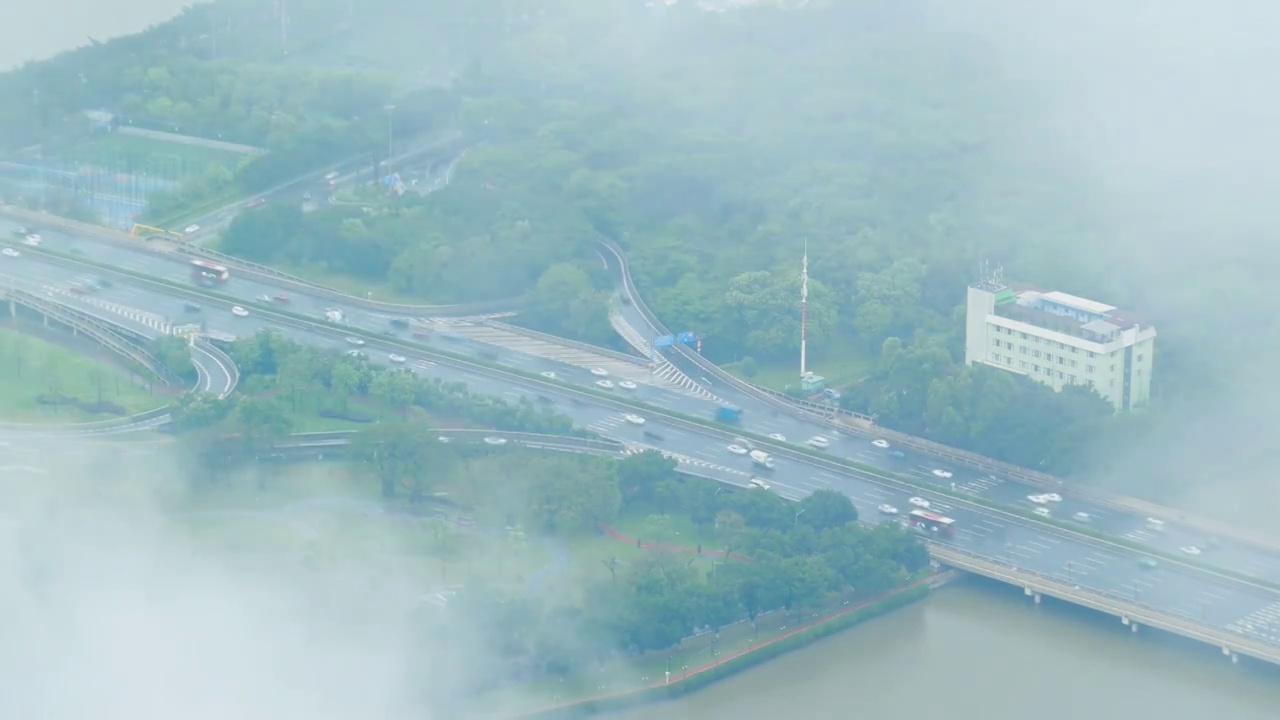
1024;587;1041;604
1222;647;1239;664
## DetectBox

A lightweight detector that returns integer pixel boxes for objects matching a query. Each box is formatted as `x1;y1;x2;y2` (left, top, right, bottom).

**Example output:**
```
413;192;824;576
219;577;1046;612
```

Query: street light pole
794;508;806;527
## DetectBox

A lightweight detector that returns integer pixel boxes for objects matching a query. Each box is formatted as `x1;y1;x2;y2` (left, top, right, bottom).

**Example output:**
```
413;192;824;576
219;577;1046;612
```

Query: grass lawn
0;328;166;422
52;133;247;180
722;335;876;394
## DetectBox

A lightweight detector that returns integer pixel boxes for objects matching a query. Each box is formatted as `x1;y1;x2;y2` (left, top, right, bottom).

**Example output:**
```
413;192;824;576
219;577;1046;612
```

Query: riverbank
486;578;933;720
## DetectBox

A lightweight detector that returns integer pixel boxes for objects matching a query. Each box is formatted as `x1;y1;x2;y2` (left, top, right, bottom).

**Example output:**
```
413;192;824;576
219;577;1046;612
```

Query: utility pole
800;239;809;379
384;104;396;164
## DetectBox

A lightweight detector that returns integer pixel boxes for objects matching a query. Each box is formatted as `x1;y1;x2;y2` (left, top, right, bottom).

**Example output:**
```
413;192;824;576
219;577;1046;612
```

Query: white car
345;336;365;346
623;414;646;426
595;379;614;389
437;436;452;443
1;248;19;258
388;353;407;364
230;306;249;317
483;437;508;446
749;478;772;490
877;504;899;515
931;469;953;479
871;438;890;449
908;497;930;508
806;436;830;449
1073;511;1091;523
727;444;749;456
1181;546;1202;556
1028;494;1051;505
256;294;272;302
23;234;40;246
590;368;610;377
1034;507;1051;518
768;433;787;442
540;371;557;379
184;224;201;234
618;380;638;390
345;349;366;359
1042;493;1062;503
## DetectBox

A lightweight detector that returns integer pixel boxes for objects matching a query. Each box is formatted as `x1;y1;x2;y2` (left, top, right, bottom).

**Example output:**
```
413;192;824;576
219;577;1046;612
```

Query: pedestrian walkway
44;286;172;335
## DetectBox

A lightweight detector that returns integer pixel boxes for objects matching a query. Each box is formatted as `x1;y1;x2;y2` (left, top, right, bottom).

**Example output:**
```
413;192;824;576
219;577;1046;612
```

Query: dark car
888;450;906;459
183;302;202;313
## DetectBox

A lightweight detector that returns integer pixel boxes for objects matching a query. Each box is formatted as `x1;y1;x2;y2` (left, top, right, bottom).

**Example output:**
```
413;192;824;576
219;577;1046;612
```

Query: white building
964;280;1156;412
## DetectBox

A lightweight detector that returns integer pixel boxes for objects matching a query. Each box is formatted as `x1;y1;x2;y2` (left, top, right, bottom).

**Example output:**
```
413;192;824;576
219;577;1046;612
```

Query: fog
906;0;1280;520
0;442;486;719
0;0;188;70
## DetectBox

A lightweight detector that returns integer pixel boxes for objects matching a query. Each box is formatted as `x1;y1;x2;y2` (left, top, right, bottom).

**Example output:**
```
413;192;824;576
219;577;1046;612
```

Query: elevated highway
265;428;1280;667
10;207;1280;662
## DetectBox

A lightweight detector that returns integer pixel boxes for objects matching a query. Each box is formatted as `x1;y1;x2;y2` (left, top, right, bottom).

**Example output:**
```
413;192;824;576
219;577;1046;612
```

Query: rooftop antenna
800;239;809;379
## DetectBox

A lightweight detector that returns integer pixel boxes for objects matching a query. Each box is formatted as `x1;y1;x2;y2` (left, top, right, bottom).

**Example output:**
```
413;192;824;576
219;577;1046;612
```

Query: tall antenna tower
800;240;809;379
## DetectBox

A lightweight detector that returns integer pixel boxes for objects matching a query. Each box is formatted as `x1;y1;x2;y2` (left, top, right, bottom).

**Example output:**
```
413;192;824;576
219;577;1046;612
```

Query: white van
748;478;771;491
1145;517;1166;532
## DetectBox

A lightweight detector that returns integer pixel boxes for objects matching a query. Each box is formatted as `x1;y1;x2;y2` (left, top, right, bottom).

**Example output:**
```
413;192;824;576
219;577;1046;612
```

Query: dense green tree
797;489;859;533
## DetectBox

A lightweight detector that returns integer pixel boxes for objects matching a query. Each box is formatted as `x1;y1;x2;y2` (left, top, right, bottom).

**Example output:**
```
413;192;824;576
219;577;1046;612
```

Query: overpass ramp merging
424;318;718;400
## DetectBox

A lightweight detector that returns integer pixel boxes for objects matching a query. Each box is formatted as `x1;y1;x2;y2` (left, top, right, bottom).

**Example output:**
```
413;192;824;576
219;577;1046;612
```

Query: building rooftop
1039;291;1115;316
977;281;1152;344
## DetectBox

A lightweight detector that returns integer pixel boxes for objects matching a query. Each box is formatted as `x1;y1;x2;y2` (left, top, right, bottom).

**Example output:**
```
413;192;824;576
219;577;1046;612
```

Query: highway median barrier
19;246;1280;596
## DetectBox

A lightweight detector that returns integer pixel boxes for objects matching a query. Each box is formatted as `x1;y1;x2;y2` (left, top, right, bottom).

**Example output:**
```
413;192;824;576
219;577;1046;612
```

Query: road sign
654;334;675;348
678;331;697;344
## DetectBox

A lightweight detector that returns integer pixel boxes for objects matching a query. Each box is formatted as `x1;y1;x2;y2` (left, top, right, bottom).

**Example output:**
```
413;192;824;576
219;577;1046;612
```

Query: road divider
15;246;1280;593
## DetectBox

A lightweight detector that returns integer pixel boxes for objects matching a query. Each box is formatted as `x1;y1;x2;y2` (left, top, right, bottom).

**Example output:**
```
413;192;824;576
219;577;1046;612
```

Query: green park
0;327;163;422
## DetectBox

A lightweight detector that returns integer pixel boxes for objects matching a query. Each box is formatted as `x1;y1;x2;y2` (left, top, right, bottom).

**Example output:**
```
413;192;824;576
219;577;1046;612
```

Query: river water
606;578;1280;720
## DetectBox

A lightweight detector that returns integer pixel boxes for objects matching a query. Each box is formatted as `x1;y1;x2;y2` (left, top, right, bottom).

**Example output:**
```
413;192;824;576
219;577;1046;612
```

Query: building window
1020;346;1028;355
1057;371;1064;380
1069;360;1078;368
1044;367;1053;376
1088;351;1096;358
1020;332;1027;340
1070;346;1078;354
993;338;1001;347
1005;356;1013;366
1086;364;1095;373
1087;379;1095;388
1058;357;1065;365
1034;350;1042;359
1020;361;1028;370
1111;364;1116;372
1005;341;1013;350
1137;353;1144;361
1068;374;1077;383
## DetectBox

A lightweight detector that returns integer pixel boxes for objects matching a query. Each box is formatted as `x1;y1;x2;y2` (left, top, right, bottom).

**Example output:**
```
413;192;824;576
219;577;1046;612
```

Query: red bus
191;259;230;285
907;509;956;537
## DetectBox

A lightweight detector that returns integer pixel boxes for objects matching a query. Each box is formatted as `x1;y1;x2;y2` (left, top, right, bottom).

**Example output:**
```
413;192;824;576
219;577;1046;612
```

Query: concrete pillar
1034;593;1042;604
1131;622;1139;633
1232;653;1239;665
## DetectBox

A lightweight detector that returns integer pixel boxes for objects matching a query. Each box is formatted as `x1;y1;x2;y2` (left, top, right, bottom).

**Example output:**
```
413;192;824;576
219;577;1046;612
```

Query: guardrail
15;243;1280;568
1;206;528;318
480;319;649;365
600;239;871;424
4;285;178;387
600;240;1280;553
271;429;627;454
931;545;1280;665
190;335;240;399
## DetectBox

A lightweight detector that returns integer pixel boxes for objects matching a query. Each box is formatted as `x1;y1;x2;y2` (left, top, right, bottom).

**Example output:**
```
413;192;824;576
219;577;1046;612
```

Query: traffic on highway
3;214;1280;651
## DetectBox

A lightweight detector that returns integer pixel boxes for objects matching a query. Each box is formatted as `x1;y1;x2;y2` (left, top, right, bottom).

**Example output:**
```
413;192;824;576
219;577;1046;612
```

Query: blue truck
715;405;743;424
